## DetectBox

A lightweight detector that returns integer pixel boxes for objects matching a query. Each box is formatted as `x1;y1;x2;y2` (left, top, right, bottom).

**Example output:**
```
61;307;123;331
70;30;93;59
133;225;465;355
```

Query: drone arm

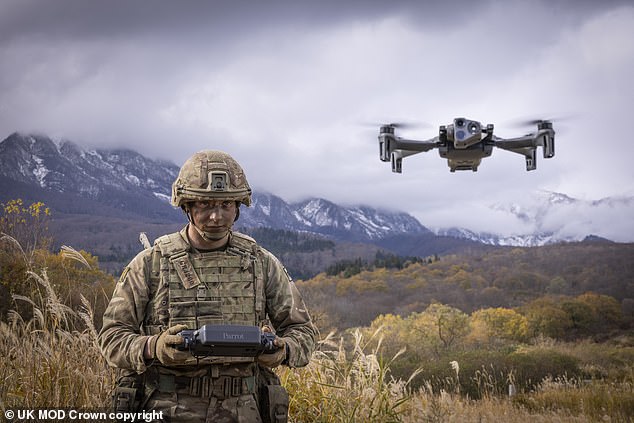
492;135;539;171
386;137;440;173
394;148;422;158
388;147;426;173
392;136;440;152
492;134;536;150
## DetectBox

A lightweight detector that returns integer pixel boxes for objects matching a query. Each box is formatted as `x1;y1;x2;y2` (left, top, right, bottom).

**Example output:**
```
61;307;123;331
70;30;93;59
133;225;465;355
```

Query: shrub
506;348;582;392
512;376;634;421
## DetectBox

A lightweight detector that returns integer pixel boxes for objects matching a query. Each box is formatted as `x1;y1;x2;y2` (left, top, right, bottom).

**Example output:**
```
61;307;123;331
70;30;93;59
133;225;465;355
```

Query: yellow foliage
0;198;52;254
2;199;50;221
405;277;428;290
447;269;472;288
396;262;428;280
471;307;529;342
335;274;388;296
576;292;623;325
522;297;574;339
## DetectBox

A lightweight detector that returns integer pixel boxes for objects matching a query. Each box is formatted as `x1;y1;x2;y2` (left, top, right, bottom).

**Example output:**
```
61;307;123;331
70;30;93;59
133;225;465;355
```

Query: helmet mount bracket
209;171;228;192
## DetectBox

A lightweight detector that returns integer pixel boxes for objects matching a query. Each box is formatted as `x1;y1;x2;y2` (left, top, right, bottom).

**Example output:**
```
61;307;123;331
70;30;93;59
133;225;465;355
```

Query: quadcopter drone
378;117;555;172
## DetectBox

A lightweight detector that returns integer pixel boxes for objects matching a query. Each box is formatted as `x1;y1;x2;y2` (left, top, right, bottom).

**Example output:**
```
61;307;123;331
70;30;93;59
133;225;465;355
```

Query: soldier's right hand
152;324;191;365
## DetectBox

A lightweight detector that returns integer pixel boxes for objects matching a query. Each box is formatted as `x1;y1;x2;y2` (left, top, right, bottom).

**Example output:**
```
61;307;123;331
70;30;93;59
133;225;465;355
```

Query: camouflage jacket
98;226;317;374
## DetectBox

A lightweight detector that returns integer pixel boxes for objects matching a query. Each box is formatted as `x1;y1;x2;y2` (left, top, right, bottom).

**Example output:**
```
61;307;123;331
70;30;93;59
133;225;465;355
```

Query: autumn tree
0;199;116;325
363;313;406;359
1;199;53;319
521;296;573;339
0;199;52;255
576;292;625;336
407;303;470;358
469;307;529;344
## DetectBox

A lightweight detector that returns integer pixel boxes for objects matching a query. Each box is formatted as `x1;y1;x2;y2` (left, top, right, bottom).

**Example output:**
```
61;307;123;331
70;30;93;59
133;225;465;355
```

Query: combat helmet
171;150;252;208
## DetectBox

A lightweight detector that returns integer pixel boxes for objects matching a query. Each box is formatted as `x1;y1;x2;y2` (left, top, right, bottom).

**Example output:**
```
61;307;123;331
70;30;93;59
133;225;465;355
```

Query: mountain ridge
436;190;633;246
0;132;428;244
240;193;430;242
1;132;631;248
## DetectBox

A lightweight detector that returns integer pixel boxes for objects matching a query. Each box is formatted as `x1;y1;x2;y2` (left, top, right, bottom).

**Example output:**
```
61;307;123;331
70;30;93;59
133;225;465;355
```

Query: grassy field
1;253;633;422
280;329;634;422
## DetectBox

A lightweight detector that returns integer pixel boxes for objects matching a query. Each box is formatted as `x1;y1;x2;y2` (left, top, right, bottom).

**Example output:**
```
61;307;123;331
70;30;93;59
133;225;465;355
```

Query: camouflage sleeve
97;249;153;374
263;251;317;368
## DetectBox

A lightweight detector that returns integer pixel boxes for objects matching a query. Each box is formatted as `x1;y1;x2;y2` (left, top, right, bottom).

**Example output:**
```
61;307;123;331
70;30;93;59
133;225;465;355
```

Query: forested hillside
298;242;634;330
2;199;634;421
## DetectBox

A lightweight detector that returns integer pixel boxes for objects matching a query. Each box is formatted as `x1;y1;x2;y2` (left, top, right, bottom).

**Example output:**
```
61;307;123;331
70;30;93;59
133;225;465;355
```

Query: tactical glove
152;324;191;366
257;336;287;368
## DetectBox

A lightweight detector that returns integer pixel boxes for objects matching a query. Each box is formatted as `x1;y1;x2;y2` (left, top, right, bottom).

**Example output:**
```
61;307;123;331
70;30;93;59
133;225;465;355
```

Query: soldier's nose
208;211;220;221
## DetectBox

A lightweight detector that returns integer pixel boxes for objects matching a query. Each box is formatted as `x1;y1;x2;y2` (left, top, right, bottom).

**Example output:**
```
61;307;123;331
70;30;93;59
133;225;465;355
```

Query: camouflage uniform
98;151;316;422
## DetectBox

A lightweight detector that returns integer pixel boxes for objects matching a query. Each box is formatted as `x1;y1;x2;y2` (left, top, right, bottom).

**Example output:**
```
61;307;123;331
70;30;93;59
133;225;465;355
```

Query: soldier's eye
195;201;210;209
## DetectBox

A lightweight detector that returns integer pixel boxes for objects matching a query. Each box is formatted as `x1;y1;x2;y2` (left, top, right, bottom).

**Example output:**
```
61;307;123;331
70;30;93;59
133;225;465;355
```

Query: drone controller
176;324;278;357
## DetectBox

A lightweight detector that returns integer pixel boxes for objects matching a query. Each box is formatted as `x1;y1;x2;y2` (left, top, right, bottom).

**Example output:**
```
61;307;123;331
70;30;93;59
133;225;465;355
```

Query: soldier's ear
182;204;193;222
234;203;240;222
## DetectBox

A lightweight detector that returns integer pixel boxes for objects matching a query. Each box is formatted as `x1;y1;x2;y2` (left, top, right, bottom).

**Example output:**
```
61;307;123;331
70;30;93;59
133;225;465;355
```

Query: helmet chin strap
184;206;230;242
191;224;229;241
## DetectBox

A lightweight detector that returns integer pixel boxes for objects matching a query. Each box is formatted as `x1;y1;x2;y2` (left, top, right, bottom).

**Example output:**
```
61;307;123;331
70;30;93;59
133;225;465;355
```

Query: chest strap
154;374;255;399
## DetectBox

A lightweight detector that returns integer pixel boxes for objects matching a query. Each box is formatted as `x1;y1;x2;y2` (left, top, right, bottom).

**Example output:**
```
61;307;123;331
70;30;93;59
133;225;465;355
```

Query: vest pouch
168;300;222;327
113;375;144;413
260;385;289;423
258;366;289;423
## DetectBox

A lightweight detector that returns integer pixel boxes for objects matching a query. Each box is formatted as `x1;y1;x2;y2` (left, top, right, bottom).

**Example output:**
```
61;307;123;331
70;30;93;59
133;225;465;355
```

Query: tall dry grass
280;328;634;422
0;240;115;412
280;328;422;422
1;235;632;422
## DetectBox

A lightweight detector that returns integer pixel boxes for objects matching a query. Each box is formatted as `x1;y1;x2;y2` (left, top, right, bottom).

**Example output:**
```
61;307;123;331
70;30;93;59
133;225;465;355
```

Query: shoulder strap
155;231;190;257
148;229;202;297
155;231;203;289
228;231;257;253
229;231;266;320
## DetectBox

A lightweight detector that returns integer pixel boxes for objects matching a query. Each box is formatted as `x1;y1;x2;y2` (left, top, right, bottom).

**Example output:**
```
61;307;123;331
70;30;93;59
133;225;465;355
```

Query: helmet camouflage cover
171;150;252;207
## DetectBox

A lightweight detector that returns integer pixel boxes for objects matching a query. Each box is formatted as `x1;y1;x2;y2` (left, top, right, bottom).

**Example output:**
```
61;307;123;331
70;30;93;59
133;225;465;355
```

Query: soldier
98;150;317;422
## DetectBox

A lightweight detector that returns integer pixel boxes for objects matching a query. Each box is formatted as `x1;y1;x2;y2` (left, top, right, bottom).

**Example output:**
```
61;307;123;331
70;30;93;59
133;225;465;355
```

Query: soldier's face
189;200;237;239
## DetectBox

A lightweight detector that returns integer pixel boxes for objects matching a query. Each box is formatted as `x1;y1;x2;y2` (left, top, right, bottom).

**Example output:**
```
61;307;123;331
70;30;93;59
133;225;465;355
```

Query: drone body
378;118;555;172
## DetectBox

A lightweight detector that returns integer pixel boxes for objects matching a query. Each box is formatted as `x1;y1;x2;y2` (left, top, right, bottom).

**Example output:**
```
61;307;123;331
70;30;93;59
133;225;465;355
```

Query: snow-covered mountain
436;191;633;246
0;133;178;198
0;132;181;220
238;194;429;241
435;227;567;247
1;132;629;246
0;132;428;242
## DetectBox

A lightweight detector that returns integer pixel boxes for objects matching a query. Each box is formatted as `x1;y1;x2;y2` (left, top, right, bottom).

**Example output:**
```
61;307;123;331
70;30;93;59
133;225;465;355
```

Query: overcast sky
1;0;633;239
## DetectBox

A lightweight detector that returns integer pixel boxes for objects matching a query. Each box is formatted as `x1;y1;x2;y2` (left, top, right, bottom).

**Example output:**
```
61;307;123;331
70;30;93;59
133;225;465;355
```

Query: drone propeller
384;122;420;129
524;119;552;126
506;114;574;128
506;118;554;128
360;120;430;130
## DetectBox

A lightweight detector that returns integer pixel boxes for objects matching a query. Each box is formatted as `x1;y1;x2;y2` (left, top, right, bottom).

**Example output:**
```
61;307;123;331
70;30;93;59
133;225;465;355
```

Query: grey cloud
1;0;632;239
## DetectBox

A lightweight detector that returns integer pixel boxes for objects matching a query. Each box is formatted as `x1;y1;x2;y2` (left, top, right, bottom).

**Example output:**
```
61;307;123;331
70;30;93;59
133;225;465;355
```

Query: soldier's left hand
257;328;287;368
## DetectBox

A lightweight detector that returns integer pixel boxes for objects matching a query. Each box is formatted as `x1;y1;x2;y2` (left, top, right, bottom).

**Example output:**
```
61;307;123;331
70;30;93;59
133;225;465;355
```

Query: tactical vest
142;230;267;364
